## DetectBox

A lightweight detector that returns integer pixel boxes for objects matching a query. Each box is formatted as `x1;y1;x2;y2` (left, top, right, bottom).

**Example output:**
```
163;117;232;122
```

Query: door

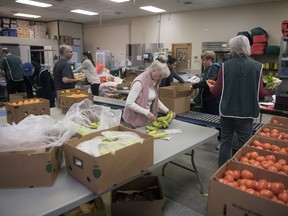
172;43;192;70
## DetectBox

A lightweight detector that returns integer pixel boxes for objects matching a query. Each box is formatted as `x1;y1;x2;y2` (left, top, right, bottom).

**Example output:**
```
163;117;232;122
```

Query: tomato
271;145;280;152
270;182;285;195
217;178;228;184
258;132;267;136
245;188;259;196
267;165;278;172
279;148;288;155
277;192;288;203
282;133;288;139
282;165;288;175
245;152;251;158
233;170;241;180
241;170;254;179
244;179;257;189
238;185;247;191
273;162;283;171
278;159;287;166
207;79;216;85
259;189;274;199
237;179;246;186
224;175;235;182
240;156;249;163
271;129;279;134
262;128;270;133
255;179;270;191
270;132;278;138
262;143;272;150
252;140;262;147
226;181;238;188
224;170;234;177
260;160;274;169
265;155;276;162
249;151;259;160
271;119;279;124
255;156;266;162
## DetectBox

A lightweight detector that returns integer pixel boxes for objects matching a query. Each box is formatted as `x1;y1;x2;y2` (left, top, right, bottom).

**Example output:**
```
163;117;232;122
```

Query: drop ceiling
0;0;285;24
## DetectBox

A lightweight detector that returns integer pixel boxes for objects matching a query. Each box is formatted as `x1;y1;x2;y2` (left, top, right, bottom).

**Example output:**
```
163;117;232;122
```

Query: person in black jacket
192;51;220;115
23;61;56;107
160;56;185;87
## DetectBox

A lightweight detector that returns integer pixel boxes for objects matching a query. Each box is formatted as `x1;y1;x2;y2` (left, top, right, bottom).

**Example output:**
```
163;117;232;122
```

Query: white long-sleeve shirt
73;59;100;84
125;80;169;117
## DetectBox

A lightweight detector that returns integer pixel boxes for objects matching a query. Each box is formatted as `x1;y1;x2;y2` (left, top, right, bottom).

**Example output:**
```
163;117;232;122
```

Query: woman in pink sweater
123;59;173;128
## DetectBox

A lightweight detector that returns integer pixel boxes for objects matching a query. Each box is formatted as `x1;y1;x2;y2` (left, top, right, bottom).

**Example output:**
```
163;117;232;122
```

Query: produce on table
146;111;174;139
263;75;282;90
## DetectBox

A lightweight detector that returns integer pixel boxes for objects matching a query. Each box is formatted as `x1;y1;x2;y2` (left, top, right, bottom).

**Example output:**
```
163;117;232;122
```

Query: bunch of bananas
146;111;174;139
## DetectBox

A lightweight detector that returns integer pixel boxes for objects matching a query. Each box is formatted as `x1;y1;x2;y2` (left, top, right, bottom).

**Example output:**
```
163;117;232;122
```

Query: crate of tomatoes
207;160;288;216
256;124;288;141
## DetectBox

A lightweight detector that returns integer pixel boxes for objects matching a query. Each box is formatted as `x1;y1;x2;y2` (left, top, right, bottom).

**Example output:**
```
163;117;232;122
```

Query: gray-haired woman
123;59;175;128
207;35;271;167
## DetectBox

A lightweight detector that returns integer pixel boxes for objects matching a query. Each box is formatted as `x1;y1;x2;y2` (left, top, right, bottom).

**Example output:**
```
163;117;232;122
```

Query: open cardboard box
63;125;154;194
255;124;288;143
207;160;288;216
269;116;288;129
245;135;288;151
160;83;192;114
111;176;165;216
60;93;93;114
0;146;63;188
56;87;89;108
5;98;50;124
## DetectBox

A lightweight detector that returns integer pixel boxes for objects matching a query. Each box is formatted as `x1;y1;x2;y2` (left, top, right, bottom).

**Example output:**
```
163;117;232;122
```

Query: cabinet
278;37;288;78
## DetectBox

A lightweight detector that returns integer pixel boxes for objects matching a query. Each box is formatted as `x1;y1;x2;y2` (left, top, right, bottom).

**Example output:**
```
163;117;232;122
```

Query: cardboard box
269;116;288;129
5;98;50;124
64;125;154;194
207;160;288;216
111;176;165;216
9;92;27;101
56;87;89;108
63;197;106;216
233;145;288;176
0;147;63;188
160;83;191;114
255;125;288;143
60;93;93;114
123;72;138;83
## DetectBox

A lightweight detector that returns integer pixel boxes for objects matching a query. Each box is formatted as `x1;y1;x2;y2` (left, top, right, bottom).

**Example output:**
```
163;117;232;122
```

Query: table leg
161;149;205;194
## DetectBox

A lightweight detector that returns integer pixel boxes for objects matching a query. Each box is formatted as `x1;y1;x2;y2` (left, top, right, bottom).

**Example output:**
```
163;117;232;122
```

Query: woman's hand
147;112;156;122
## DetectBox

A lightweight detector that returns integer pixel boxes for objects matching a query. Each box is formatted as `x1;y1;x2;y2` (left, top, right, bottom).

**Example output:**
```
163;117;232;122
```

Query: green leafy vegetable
263;75;282;90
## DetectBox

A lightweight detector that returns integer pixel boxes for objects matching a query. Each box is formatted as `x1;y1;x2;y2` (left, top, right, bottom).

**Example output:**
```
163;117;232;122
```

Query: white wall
83;1;288;70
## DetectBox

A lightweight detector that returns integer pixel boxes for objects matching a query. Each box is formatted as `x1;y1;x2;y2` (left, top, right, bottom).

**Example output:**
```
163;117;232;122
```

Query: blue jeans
218;117;253;167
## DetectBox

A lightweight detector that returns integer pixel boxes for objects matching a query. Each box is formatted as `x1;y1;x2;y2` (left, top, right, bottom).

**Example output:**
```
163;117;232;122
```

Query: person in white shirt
73;51;100;95
123;59;175;128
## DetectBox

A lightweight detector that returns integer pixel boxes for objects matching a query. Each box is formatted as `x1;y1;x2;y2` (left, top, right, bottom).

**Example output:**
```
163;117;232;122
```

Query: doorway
172;43;192;71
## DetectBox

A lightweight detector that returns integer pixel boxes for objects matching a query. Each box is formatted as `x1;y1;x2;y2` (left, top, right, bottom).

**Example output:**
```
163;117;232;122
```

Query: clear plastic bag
0;114;77;152
63;99;122;131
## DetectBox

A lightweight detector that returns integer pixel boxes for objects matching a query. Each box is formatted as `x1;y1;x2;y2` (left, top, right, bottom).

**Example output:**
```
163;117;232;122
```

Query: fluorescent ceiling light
16;0;52;8
110;0;130;2
140;6;166;13
14;13;41;18
71;9;98;16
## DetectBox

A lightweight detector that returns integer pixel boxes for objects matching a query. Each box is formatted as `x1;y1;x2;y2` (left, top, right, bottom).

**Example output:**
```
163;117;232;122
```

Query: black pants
91;83;100;96
6;79;26;99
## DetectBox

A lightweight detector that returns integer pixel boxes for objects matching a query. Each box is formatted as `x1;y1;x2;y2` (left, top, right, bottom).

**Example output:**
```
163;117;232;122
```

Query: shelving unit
252;54;279;77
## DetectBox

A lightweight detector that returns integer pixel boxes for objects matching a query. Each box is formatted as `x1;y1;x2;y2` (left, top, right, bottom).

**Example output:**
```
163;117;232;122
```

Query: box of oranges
56;87;89;108
60;93;93;114
5;98;50;124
